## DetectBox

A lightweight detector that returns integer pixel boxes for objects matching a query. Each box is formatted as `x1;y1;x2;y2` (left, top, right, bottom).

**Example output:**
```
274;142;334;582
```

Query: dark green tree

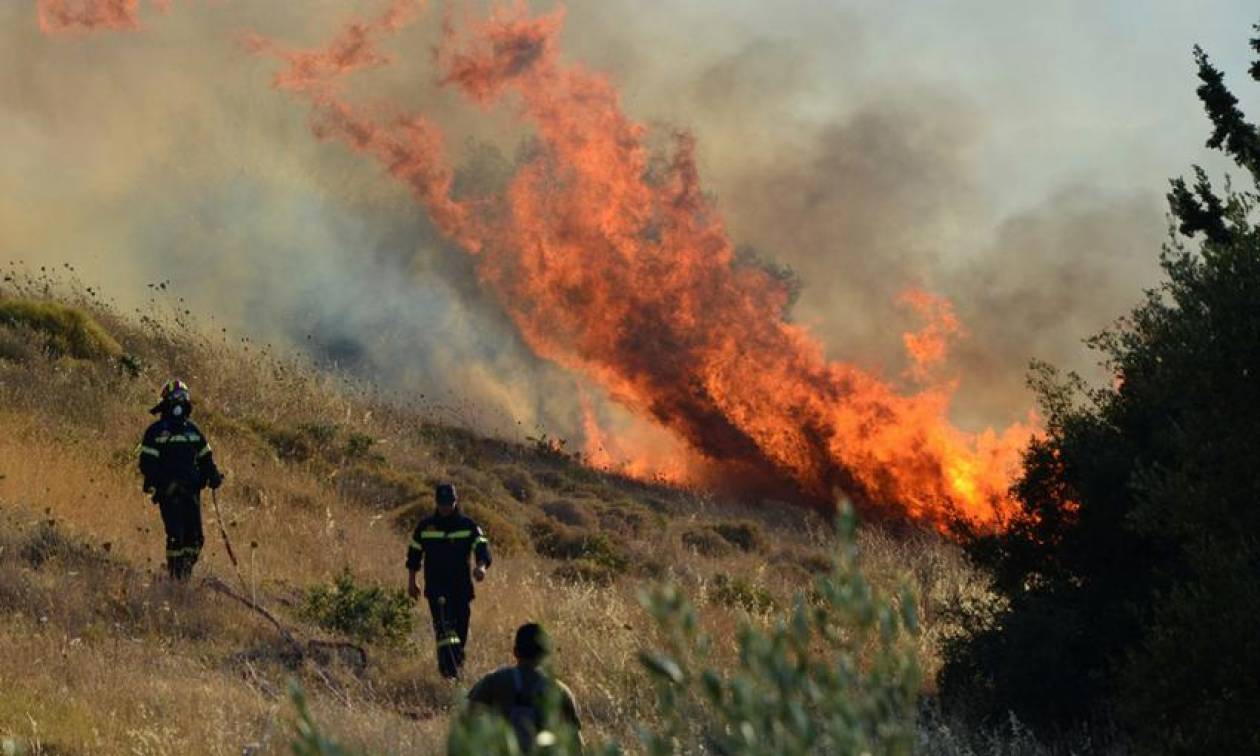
942;24;1260;753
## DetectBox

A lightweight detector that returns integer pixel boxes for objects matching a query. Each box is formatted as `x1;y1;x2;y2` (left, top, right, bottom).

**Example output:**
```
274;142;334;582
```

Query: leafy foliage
943;25;1260;752
288;681;358;756
299;571;413;645
638;504;920;755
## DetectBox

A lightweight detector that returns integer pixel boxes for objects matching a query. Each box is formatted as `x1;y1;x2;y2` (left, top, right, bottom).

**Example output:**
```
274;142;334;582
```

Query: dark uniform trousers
158;488;204;580
428;595;472;678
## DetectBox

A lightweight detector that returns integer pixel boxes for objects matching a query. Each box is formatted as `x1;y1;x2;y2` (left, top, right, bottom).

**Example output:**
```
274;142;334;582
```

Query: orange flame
254;1;1033;531
899;288;964;383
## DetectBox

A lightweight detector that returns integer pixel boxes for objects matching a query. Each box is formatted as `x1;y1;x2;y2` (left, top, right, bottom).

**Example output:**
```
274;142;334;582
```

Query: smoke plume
9;0;1218;528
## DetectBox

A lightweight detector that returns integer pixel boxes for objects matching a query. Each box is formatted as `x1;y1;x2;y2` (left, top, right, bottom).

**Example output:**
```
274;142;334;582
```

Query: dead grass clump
596;500;658;539
0;325;38;363
445;465;504;506
711;520;767;553
533;468;580;494
0;298;122;359
19;519;101;570
681;527;734;558
552;559;618;587
773;543;833;575
639;494;680;516
461;502;530;557
336;464;426;510
494;464;537;503
247;418;339;464
541;498;598;529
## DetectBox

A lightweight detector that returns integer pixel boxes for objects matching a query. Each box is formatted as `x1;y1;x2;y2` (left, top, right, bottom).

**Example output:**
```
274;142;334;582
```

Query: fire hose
210;488;249;596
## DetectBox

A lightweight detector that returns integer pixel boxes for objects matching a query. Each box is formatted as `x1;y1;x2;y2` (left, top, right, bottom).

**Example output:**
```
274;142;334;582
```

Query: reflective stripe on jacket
406;512;492;600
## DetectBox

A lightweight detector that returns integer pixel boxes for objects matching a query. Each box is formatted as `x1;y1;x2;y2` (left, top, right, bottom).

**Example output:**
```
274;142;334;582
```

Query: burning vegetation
247;0;1033;531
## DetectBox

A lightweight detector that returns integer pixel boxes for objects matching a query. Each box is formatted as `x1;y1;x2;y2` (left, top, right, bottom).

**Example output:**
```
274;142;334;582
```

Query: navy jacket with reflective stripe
138;417;219;499
407;511;491;600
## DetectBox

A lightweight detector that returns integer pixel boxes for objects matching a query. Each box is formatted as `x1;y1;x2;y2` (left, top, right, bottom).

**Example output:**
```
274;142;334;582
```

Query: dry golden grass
0;283;992;753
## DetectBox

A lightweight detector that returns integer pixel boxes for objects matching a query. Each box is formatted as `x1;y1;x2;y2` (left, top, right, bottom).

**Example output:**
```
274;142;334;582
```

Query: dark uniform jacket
137;418;220;499
406;512;491;600
468;665;582;730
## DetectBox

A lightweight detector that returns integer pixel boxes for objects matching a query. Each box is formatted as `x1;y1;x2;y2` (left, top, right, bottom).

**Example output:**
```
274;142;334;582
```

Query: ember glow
248;0;1034;530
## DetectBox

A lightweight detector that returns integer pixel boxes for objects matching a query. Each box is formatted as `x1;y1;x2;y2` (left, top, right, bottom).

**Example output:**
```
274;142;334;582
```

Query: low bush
336;464;426;510
710;574;776;613
18;519;99;570
596;500;658;538
711;521;766;553
528;520;630;573
299;570;413;645
461;502;530;557
680;527;733;558
0;298;122;359
494;465;537;503
541;498;597;529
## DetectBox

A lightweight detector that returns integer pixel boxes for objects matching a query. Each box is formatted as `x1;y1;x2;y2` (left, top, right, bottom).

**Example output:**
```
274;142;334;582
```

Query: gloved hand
207;470;225;490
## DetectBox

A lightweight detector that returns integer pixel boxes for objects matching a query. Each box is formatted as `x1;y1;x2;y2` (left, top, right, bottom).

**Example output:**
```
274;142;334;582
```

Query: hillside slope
0;280;985;754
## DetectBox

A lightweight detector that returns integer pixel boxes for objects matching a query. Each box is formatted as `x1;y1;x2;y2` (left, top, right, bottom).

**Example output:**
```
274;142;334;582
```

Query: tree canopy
942;23;1260;754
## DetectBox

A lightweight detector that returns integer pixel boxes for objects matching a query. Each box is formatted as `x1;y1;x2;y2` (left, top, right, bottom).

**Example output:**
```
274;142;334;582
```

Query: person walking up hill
137;380;223;581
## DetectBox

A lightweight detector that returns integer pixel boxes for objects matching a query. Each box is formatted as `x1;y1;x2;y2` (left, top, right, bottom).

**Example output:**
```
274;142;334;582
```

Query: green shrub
343;432;379;461
287;681;359;756
638;504;921;755
942;32;1260;751
0;298;122;359
300;570;413;645
710;574;776;613
529;520;629;573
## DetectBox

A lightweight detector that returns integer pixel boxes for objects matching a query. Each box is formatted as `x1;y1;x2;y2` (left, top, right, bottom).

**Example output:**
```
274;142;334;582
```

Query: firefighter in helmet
137;380;223;580
406;483;491;679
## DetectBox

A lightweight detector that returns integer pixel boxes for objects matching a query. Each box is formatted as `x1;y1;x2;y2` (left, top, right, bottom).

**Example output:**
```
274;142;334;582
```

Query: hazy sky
3;0;1259;443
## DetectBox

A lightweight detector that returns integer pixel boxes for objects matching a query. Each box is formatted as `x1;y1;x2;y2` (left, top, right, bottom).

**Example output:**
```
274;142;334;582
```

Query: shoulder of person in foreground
467;666;516;705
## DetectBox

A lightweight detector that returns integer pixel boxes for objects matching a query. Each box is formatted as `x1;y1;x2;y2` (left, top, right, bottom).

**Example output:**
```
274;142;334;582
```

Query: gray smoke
2;0;1251;450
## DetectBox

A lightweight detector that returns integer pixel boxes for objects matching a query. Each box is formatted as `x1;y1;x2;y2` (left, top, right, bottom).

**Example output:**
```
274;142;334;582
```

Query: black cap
514;623;551;661
435;483;457;505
